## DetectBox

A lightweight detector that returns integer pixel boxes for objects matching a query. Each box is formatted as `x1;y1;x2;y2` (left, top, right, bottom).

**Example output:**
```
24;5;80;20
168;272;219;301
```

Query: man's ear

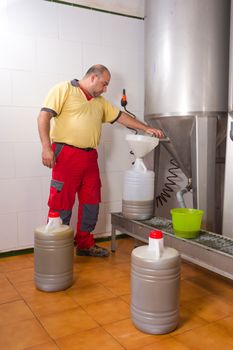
90;74;96;83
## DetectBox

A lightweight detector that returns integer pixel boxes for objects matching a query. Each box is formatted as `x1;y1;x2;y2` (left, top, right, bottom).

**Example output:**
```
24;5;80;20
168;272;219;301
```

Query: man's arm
37;110;55;168
117;112;164;138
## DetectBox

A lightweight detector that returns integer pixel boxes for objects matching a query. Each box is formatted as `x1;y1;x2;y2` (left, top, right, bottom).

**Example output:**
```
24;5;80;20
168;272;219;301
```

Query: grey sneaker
76;244;110;257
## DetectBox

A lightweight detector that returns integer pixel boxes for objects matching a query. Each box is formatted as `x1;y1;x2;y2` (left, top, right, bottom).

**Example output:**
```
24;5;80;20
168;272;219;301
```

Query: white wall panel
101;14;143;50
58;5;102;44
0;70;12;105
0;213;18;251
0;143;15;179
0;178;43;214
101;123;128;142
36;38;83;75
0;107;40;143
101;171;124;202
14;143;50;178
12;71;62;108
0;0;144;251
83;42;122;76
97;143;104;173
104;201;122;233
40;177;52;211
0;33;36;70
18;209;47;248
103;140;134;172
6;0;59;38
14;178;43;212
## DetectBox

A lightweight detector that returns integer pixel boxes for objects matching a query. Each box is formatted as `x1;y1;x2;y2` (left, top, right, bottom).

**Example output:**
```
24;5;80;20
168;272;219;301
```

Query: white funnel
126;134;159;158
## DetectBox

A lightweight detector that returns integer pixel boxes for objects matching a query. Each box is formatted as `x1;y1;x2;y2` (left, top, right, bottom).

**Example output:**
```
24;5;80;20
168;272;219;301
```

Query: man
37;64;164;257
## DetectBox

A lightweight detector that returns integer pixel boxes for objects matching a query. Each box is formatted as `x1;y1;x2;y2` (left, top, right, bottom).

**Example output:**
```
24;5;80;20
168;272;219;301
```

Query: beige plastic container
131;230;180;334
34;212;74;292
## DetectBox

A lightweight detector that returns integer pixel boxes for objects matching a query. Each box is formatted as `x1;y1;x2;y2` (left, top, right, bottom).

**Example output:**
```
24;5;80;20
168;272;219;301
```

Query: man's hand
42;146;55;168
117;112;165;138
37;110;55;168
145;127;164;138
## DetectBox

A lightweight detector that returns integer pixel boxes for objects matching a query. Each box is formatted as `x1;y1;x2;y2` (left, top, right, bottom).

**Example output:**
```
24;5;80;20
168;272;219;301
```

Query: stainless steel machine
223;1;233;239
144;0;230;234
111;0;233;280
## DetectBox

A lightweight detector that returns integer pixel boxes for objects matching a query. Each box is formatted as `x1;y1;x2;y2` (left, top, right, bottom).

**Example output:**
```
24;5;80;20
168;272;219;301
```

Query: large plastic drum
34;224;74;292
131;245;180;334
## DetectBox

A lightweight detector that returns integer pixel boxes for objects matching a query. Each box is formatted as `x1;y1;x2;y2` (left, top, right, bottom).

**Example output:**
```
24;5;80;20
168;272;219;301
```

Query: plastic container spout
148;230;164;259
133;158;147;172
45;211;62;233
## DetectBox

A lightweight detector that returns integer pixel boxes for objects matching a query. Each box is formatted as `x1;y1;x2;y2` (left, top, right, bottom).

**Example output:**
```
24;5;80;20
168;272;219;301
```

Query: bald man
38;64;163;257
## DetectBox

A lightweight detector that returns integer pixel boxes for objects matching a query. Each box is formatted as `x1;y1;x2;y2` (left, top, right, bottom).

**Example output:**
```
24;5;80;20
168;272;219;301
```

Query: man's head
80;64;111;97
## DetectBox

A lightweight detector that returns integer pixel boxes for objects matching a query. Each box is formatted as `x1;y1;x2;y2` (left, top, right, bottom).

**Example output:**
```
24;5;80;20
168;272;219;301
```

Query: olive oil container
34;212;74;292
131;230;180;334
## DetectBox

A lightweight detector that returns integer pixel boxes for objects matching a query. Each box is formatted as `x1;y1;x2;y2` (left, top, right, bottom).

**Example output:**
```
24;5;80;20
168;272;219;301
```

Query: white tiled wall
0;0;144;251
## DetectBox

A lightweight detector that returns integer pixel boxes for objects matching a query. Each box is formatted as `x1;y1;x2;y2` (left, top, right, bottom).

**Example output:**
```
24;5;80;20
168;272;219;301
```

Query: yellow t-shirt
41;80;120;148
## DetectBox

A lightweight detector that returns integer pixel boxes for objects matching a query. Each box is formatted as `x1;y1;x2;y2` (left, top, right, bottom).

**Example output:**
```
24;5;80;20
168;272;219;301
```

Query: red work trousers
48;143;101;249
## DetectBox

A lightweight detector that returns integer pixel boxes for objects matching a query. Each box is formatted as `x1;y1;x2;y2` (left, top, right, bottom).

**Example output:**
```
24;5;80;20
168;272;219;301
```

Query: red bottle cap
48;211;60;218
149;230;163;239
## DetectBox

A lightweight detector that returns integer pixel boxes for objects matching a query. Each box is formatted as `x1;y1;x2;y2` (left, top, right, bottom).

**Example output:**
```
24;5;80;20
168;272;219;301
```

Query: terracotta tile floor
0;237;233;350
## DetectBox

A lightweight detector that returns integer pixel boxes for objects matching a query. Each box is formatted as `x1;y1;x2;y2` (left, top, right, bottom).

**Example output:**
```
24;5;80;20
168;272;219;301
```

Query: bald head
80;64;111;97
84;64;111;79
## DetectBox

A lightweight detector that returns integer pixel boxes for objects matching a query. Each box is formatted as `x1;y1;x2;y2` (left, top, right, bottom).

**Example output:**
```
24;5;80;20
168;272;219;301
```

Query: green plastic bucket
170;208;204;239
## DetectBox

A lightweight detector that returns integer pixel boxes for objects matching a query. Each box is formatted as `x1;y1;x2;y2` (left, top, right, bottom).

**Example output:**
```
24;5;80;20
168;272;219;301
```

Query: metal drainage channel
111;213;233;281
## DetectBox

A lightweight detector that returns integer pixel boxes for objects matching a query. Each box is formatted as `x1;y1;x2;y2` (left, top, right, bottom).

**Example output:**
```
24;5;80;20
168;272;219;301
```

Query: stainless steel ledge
111;213;233;281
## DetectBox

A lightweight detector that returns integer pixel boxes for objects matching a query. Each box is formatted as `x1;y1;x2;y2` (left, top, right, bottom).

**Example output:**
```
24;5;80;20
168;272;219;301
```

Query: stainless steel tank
223;0;233;238
144;0;230;232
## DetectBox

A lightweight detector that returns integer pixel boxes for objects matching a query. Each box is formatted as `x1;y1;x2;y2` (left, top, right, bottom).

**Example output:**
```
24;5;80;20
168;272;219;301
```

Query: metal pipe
176;179;192;208
176;188;188;208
